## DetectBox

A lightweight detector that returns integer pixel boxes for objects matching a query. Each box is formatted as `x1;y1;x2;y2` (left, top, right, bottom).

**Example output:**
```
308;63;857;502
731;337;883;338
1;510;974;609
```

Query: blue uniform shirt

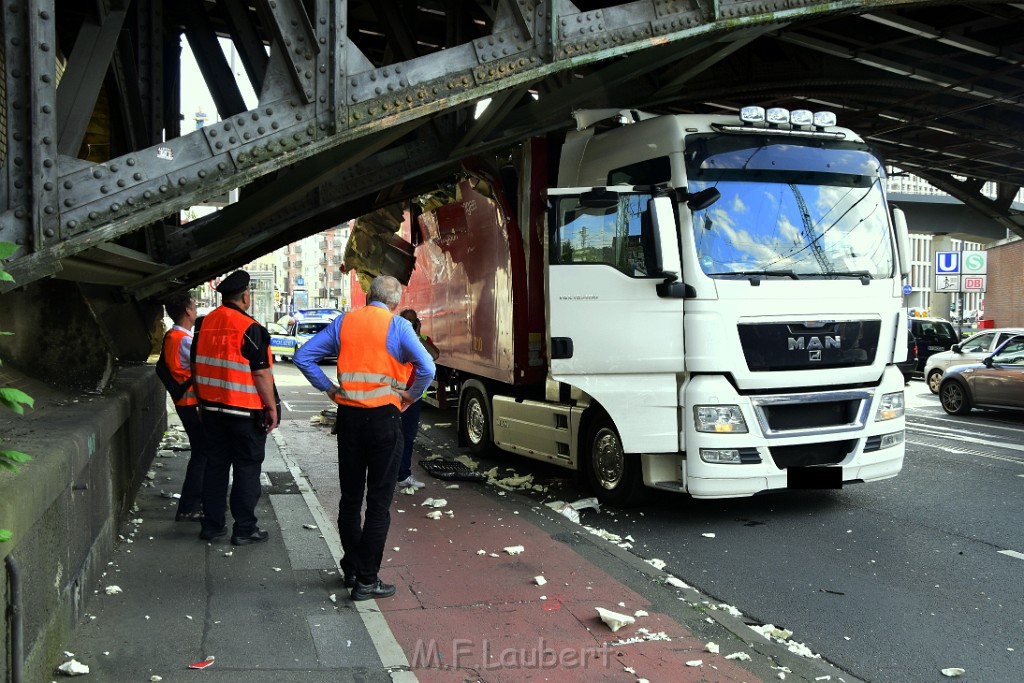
294;302;436;399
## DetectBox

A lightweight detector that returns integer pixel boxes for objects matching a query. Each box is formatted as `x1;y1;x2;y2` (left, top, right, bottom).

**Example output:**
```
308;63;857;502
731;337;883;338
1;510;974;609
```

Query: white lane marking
998;550;1024;561
272;431;418;682
906;439;1024;466
906;425;1024;455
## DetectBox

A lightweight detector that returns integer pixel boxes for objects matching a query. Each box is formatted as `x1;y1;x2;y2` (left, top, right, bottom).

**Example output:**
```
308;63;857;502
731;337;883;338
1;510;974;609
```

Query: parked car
909;318;959;373
896;326;918;384
924;327;1024;393
938;335;1024;415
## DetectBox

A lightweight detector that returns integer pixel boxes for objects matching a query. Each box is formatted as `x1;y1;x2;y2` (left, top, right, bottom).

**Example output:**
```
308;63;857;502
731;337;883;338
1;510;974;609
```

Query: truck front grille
769;441;854;468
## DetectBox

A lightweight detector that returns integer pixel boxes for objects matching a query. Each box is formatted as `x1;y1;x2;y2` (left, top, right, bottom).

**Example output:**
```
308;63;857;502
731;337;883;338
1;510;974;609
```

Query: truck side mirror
892;205;911;279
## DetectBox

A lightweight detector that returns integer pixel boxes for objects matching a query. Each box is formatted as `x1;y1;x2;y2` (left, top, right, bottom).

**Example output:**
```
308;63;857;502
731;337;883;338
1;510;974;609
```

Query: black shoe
351;579;396;601
199;526;227;540
342;572;356;589
231;528;269;546
176;510;203;522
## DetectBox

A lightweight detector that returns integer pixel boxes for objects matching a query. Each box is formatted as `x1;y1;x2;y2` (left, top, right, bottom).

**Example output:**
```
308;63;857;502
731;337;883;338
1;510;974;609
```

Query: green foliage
1;241;31;542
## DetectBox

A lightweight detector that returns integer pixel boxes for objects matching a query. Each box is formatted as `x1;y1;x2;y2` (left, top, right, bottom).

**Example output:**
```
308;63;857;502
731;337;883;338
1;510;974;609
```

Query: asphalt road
274;363;1024;683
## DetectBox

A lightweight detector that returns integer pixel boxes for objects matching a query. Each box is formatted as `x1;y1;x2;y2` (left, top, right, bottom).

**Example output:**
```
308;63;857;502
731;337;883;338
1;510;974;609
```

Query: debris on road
56;658;90;676
941;668;966;677
595;606;635;632
104;585;122;595
503;545;525;555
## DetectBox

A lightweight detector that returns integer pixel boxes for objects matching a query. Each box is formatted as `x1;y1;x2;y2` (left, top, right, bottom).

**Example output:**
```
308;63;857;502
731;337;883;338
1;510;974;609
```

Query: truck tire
584;413;642;507
460;387;492;455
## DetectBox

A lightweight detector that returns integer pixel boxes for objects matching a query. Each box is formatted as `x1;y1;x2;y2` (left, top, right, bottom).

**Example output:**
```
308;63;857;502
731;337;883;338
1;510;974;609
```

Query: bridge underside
3;0;1024;302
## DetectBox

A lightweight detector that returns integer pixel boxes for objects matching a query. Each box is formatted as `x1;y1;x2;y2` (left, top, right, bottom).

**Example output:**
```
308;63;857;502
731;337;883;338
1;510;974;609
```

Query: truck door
546;189;685;454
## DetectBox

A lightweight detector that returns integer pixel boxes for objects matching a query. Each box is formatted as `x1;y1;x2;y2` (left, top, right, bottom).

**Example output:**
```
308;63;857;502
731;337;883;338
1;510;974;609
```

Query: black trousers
174;404;206;515
336;404;403;584
200;410;266;537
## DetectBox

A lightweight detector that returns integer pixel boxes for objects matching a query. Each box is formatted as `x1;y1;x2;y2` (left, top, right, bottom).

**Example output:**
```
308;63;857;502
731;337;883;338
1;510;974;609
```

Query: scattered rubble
595;606;635;633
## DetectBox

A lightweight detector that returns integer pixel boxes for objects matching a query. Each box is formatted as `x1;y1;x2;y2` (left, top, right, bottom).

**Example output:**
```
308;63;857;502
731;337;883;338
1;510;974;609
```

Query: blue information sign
902;284;913;295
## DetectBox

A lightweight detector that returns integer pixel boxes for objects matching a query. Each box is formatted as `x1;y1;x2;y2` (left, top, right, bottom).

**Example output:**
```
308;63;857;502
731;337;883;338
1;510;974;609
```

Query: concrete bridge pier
1;283;167;682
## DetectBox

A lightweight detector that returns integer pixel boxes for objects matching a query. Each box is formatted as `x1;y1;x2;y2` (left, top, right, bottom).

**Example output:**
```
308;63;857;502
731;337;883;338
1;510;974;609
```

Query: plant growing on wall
0;242;34;542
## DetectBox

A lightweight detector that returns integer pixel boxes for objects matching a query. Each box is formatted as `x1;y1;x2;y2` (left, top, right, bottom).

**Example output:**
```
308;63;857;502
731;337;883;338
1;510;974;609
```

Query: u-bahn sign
934;251;987;293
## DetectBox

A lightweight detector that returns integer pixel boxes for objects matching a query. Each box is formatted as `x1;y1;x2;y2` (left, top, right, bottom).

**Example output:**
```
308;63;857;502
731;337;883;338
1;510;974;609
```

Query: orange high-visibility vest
163;328;198;407
193;306;268;410
334;305;406;409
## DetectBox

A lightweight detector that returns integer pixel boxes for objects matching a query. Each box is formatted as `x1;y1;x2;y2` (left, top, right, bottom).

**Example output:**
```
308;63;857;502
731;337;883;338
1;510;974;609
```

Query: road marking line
906;426;1024;455
272;431;418;682
998;550;1024;561
906;439;1024;466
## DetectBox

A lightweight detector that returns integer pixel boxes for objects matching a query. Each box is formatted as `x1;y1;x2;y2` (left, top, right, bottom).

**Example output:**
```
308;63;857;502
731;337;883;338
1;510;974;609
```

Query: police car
270;312;338;362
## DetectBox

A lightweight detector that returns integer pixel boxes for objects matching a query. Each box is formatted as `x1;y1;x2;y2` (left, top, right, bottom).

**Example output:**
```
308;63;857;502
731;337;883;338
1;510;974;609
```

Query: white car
924;327;1024;393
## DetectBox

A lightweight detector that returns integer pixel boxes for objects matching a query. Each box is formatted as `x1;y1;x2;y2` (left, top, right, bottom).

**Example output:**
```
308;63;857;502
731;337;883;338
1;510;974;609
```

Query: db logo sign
962;276;986;292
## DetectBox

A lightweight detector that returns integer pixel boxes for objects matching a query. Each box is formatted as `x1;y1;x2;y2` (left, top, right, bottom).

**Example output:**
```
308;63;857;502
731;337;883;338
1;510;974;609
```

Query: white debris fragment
272;567;282;572
64;651;75;658
444;484;460;489
454;454;479;470
398;486;417;495
705;642;720;654
778;673;786;680
595;606;635;632
223;551;233;557
645;558;667;570
665;577;691;590
444;510;455;518
702;532;716;538
686;660;703;667
634;610;649;618
145;470;156;480
503;545;525;555
302;524;318;530
392;547;400;552
711;603;743;617
725;652;752;661
329;594;337;603
815;676;831;681
105;585;122;595
750;624;794;641
421;498;447;508
131;518;144;525
150;676;163;682
489;553;499;558
534;576;547;586
425;510;443;520
56;659;90;676
941;668;966;678
476;549;487;555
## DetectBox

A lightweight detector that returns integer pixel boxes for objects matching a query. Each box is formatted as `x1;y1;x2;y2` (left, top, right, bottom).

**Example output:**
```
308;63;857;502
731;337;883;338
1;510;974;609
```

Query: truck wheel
460;388;492;455
926;369;944;394
939;380;972;415
584;414;642;507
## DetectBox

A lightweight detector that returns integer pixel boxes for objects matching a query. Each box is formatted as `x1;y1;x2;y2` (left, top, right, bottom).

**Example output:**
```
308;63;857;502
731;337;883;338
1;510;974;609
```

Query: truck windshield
684;134;893;279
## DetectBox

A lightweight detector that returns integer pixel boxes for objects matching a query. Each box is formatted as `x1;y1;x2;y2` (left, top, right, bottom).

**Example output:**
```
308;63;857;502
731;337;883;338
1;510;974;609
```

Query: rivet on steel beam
43;205;54;215
89;212;99;220
64;180;73;189
110;203;120;212
216;141;224;149
43;158;54;168
320;95;326;103
14;209;26;219
159;185;168;193
198;170;207;178
67;221;77;230
64;198;74;207
44;228;54;236
126;197;135;206
229;136;237;143
11;37;21;46
127;158;136;166
117;179;126;187
42;104;52;114
39;10;50;19
41;43;50;52
144;191;153;199
224;122;233;130
178;178;187;186
353;112;362;120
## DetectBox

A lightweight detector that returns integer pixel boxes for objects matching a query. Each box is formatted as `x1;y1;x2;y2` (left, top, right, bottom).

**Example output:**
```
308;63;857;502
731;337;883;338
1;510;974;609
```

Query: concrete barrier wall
0;364;165;682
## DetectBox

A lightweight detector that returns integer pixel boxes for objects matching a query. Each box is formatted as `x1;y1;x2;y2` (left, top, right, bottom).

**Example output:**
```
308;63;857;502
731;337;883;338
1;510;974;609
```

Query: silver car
924;327;1024;393
939;335;1024;415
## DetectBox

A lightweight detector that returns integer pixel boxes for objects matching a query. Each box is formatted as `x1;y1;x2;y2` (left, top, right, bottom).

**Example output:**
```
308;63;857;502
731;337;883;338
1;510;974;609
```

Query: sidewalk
61;404;860;683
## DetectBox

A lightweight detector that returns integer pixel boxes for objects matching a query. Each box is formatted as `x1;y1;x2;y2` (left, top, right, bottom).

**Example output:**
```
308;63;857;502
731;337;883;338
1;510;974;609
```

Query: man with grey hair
295;275;435;600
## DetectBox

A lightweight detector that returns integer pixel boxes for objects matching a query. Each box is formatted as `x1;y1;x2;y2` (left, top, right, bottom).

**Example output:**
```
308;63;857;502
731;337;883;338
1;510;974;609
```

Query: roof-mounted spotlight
739;106;766;125
790;109;813;128
766;108;790;126
813;111;838;128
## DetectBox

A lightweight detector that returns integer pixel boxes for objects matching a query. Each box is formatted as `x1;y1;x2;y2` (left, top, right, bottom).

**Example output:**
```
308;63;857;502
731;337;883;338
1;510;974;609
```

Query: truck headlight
694;405;748;433
875;391;905;421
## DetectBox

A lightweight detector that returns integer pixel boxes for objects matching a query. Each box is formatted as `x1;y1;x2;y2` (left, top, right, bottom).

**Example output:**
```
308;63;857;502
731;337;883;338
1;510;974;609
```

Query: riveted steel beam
257;0;320;104
1;0;60;255
179;0;248;119
221;0;270;96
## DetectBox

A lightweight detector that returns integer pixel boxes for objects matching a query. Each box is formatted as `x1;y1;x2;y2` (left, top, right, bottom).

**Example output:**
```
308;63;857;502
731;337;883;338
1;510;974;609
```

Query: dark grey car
939;335;1024;415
